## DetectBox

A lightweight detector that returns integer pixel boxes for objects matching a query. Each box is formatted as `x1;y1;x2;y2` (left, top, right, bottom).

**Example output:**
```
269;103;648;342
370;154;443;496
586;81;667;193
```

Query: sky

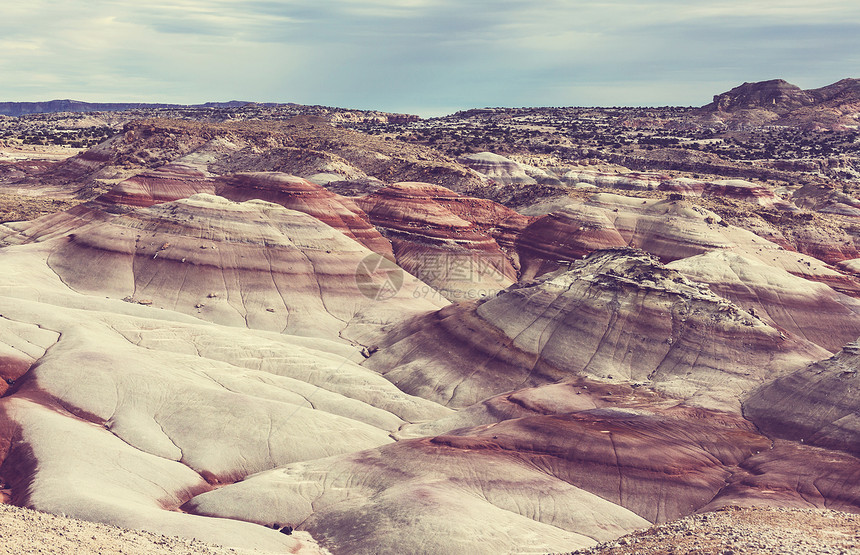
1;0;859;117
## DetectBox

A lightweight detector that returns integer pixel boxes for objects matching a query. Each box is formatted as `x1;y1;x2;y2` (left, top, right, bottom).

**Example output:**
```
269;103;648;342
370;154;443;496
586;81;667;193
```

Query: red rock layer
668;252;860;353
98;164;215;207
355;182;520;298
12;169;394;257
215;172;392;256
0;356;30;396
512;193;860;298
187;379;860;553
0;160;58;182
704;441;860;512
658;178;786;207
516;204;628;279
428;407;770;524
44;194;437;340
365;248;826;410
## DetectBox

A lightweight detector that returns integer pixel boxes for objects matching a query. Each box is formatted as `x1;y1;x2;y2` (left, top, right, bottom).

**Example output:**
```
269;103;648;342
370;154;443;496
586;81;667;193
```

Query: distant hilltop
702;78;860;113
0;99;265;117
696;78;860;129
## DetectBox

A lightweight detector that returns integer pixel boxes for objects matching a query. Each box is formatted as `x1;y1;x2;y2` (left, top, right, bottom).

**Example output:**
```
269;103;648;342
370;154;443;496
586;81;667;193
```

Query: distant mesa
706;79;812;113
0;99;256;117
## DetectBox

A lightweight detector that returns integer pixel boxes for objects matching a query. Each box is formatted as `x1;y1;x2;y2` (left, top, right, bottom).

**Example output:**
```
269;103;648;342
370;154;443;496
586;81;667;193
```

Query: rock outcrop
744;341;860;457
698;78;860;129
514;194;860;296
214;172;393;256
668;251;860;353
658;178;788;207
187;377;860;554
364;248;825;411
0;227;449;550
355;182;523;299
457;152;537;185
97;163;214;207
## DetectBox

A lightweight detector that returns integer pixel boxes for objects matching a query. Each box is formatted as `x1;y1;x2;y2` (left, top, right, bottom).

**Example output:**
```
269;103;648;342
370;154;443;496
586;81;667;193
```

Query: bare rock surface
355;181;521;299
659;177;788;207
744;341;860;457
366;248;825;411
37;193;442;342
98;163;215;207
668;251;860;353
0;194;450;551
699;77;860;129
516;194;860;296
187;378;860;553
457;151;537;185
214;172;393;256
185;435;650;555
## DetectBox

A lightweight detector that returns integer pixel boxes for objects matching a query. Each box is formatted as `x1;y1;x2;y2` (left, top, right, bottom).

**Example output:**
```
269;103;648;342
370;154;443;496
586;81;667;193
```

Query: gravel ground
565;506;860;555
0;504;280;555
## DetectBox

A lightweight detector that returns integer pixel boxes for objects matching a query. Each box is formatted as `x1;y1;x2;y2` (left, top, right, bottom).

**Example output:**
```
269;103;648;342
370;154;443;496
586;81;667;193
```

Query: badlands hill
2;109;860;553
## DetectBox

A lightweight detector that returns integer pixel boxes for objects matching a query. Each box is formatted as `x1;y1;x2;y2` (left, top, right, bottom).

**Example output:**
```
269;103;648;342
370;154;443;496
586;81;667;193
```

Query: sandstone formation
355;182;522;299
44;194;442;341
185;434;650;554
744;341;860;457
364;248;826;411
186;375;860;554
515;194;860;296
562;169;660;190
4;167;396;264
668;251;860;353
515;204;628;279
698;78;860;129
97;163;214;207
457;152;537;185
658;177;787;207
214;172;393;256
0;225;449;550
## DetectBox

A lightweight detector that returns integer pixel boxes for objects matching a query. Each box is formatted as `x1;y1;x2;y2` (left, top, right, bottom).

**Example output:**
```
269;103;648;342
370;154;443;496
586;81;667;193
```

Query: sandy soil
567;506;860;555
0;144;84;162
0;192;84;222
0;504;282;555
